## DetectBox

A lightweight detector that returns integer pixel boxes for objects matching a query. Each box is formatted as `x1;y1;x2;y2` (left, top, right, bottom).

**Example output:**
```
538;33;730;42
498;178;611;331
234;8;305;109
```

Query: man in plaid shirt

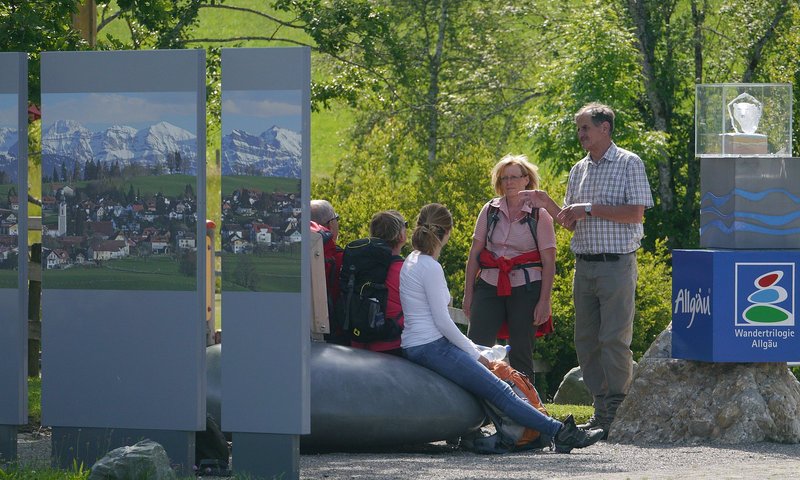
526;102;654;439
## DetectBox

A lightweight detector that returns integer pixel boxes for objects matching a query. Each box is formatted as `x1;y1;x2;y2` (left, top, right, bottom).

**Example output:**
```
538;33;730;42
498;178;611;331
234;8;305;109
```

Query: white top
399;250;481;359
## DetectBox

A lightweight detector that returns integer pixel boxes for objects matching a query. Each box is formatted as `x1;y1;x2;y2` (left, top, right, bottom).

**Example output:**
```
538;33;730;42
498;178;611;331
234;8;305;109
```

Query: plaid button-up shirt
564;142;654;255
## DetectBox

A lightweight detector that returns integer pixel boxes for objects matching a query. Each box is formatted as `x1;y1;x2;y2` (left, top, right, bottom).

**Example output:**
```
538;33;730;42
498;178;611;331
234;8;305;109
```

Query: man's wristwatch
584;204;592;216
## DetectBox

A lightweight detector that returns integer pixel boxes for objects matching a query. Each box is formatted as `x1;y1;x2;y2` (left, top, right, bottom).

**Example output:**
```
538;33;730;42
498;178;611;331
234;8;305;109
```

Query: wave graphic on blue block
701;188;800;208
700;206;800;227
700;188;800;237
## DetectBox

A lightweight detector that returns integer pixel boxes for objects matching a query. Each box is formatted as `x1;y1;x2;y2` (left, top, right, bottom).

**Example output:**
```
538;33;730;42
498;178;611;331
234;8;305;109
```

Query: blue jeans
404;337;562;438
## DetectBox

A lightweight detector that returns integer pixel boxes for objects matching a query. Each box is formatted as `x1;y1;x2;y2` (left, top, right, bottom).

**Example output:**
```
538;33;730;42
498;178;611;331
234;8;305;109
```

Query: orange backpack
463;361;552;453
487;362;550;447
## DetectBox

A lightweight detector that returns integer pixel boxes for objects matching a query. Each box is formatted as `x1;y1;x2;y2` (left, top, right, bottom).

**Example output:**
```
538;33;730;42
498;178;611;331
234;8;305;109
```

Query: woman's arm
427;261;481;359
534;246;555;326
463;203;490;318
462;237;484;318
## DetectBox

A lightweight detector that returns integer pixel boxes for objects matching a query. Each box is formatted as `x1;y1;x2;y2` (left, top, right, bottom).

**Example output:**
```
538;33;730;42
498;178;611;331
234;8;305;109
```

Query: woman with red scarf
463;154;556;381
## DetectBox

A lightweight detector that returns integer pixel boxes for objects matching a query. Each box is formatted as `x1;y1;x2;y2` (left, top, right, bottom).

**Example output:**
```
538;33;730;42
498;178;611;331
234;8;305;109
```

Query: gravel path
299;441;800;480
16;432;800;479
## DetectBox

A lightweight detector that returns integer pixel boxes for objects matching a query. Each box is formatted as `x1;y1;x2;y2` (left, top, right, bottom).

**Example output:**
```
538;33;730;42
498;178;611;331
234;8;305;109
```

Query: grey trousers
573;253;637;398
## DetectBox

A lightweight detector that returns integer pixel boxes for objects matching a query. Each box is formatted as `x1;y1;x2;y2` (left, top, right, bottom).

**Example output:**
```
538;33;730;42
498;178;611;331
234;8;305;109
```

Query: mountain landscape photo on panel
40;91;199;291
0;93;19;288
221;89;302;293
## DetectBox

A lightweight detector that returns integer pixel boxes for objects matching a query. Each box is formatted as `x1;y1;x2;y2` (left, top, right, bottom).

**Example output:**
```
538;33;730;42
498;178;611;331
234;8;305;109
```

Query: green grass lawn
221;175;300;194
44;174;199;198
0;183;17;198
43;256;196;291
220;250;301;292
0;269;19;289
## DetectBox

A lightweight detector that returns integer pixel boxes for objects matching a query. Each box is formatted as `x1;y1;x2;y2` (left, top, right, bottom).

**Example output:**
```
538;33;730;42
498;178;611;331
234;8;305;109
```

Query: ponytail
411;203;453;256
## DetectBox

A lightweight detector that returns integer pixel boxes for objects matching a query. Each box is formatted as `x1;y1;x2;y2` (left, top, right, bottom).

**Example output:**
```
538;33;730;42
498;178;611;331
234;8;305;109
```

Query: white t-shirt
399;250;481;359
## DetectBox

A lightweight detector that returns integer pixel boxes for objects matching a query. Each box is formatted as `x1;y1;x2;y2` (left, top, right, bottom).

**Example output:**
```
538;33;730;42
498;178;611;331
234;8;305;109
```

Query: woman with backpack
350;210;407;356
399;203;602;453
462;154;556;381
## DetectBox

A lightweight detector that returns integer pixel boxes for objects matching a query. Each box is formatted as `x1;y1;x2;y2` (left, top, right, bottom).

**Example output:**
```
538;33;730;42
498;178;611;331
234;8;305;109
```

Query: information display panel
220;47;311;435
0;52;28;428
40;50;206;430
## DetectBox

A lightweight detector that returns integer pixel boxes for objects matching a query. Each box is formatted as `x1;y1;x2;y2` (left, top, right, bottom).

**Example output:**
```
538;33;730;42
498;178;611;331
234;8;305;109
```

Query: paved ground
298;441;800;480
15;432;800;479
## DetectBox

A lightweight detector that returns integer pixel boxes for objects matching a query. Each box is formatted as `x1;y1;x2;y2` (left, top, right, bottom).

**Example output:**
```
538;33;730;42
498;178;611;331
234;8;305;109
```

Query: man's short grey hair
575;102;615;134
310;199;336;224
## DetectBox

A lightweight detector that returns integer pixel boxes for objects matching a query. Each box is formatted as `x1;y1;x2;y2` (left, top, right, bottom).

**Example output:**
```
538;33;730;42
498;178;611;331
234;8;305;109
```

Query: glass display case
695;83;792;157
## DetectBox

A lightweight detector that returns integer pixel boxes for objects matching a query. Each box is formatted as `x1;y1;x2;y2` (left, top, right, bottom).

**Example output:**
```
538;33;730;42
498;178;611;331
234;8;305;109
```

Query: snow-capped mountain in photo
41;119;198;176
0;127;19;182
221;126;301;178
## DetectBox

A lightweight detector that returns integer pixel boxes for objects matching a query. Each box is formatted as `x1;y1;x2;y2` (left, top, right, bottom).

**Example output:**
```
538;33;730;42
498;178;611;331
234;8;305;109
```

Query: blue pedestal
672;249;800;362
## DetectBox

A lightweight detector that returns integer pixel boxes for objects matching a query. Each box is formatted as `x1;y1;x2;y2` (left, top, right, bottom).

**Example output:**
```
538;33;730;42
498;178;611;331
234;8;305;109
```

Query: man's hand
520;189;553;209
557;203;591;226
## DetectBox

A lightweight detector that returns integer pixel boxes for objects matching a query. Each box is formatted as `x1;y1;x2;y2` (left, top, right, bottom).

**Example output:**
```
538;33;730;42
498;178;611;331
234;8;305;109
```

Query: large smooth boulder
206;342;486;451
611;324;800;444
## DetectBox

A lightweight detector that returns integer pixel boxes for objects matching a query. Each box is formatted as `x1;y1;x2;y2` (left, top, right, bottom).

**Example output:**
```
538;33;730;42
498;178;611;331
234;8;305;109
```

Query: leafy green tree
525;0;799;249
314;1;544;177
97;0;221;49
0;1;87;102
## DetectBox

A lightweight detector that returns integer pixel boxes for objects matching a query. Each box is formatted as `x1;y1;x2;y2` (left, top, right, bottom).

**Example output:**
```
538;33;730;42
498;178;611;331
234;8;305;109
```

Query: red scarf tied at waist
478;249;542;296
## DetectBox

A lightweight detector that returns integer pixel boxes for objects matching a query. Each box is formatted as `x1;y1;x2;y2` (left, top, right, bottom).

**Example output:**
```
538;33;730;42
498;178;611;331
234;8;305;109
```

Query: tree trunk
686;0;706;207
626;0;673;211
426;0;448;169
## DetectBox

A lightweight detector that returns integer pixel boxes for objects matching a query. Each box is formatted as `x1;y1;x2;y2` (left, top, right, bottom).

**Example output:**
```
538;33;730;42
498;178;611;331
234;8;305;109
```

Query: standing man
527;102;653;438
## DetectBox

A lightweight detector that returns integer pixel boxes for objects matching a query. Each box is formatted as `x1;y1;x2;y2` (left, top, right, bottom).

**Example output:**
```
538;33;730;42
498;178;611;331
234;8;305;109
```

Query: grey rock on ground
552;366;593;405
87;439;176;480
611;324;800;444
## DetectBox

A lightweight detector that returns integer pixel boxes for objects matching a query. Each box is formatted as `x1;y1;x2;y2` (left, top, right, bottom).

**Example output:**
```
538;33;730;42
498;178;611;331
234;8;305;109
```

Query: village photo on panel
0;93;20;288
220;89;302;293
40;91;200;291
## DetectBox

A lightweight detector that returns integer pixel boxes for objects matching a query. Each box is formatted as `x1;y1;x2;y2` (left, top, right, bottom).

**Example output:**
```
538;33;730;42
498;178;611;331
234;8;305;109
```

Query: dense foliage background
3;0;799;390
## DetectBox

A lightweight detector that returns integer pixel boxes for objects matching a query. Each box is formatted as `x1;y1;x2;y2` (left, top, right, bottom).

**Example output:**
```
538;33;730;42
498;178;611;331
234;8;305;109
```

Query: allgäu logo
735;263;795;327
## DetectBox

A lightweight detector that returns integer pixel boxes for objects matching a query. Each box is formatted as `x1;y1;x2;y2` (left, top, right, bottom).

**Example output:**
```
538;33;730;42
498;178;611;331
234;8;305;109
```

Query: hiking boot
577;414;610;440
553;415;604;453
577;414;602;430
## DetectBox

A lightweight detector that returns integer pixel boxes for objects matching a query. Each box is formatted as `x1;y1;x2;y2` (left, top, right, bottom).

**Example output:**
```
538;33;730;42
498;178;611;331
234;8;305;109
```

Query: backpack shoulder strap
523;208;539;251
485;200;501;245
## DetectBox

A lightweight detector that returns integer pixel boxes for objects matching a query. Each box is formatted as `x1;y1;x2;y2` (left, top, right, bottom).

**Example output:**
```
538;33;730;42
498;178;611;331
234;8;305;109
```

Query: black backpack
335;237;403;343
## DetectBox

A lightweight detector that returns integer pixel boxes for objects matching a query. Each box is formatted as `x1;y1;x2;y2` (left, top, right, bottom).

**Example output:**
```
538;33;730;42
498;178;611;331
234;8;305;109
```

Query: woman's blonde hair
370;210;406;248
411;203;453;256
490;154;540;196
